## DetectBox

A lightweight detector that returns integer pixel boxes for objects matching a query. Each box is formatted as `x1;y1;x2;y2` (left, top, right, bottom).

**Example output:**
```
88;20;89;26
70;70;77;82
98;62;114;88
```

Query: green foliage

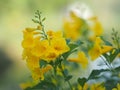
101;36;113;46
103;49;119;63
88;69;107;79
105;79;119;90
68;43;79;51
25;80;57;90
63;69;69;76
78;78;87;87
78;65;120;88
39;60;48;68
65;75;73;81
32;10;46;25
62;42;83;60
115;66;120;72
62;43;78;60
111;29;120;49
109;49;119;63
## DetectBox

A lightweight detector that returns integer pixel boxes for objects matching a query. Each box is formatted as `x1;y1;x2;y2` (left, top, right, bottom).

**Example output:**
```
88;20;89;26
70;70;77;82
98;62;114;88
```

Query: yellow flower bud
37;25;42;30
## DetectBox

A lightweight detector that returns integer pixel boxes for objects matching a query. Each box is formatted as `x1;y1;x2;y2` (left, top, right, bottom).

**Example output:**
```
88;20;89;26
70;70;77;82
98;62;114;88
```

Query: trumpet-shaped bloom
88;17;103;39
31;39;49;58
42;47;58;62
42;31;70;62
22;29;34;48
26;56;40;71
68;51;88;68
63;12;84;40
89;37;113;60
91;20;103;36
51;38;70;55
32;65;52;82
47;30;63;39
89;43;101;60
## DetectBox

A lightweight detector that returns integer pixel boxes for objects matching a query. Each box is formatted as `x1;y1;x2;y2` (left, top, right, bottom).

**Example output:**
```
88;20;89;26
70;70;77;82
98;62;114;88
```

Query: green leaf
66;39;71;44
65;75;72;81
115;66;120;72
76;40;84;45
62;43;79;60
88;69;108;79
63;69;68;76
39;60;48;68
62;49;77;60
68;43;79;51
104;40;113;46
109;49;119;63
104;78;120;90
32;19;39;23
25;80;57;90
102;53;110;62
102;49;119;63
78;78;87;87
101;36;113;46
42;17;46;22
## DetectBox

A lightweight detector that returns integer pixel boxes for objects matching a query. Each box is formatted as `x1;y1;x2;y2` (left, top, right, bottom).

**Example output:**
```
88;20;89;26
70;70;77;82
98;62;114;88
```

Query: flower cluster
20;10;120;90
22;11;69;83
63;11;103;41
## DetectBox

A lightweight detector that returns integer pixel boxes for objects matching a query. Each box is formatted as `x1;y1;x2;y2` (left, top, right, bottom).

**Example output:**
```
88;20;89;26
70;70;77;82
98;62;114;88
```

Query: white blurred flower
68;2;93;19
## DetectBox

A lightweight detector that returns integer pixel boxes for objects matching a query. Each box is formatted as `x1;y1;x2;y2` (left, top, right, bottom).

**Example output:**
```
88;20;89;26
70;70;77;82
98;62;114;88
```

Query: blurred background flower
0;0;120;90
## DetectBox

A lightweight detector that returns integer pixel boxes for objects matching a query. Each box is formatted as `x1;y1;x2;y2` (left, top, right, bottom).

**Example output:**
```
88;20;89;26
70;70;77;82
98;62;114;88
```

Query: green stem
100;56;113;71
39;20;48;40
59;61;72;90
36;11;48;40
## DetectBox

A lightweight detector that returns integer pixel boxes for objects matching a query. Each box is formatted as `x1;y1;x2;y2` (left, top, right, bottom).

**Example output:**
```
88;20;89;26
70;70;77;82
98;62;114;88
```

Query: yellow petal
89;44;101;60
101;45;113;54
78;52;88;68
31;39;49;57
68;52;88;68
51;38;70;54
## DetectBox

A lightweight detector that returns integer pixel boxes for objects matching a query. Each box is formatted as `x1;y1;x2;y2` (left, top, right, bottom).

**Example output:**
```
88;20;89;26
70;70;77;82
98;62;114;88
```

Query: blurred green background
0;0;120;90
